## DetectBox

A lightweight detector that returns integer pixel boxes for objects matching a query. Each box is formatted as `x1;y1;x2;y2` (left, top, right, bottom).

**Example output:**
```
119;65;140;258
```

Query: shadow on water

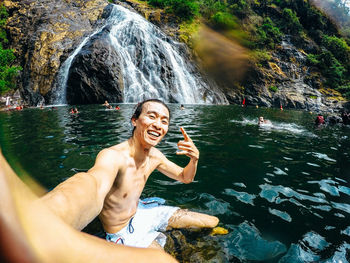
1;104;350;262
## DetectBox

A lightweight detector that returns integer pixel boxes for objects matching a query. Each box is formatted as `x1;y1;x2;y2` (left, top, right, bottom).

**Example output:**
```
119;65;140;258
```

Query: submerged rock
165;229;227;262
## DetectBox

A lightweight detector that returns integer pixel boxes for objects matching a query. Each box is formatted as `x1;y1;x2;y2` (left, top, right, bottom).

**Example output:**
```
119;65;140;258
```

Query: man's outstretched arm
0;150;178;263
41;148;120;230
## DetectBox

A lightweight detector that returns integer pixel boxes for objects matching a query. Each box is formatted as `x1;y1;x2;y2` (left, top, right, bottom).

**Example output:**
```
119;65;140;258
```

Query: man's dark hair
131;99;171;136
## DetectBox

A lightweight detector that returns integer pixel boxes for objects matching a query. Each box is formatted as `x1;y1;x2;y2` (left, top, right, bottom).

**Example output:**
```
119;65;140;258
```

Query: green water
1;104;349;262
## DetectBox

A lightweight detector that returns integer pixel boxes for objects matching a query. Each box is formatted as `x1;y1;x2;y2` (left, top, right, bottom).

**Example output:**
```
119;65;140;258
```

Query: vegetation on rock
0;4;21;95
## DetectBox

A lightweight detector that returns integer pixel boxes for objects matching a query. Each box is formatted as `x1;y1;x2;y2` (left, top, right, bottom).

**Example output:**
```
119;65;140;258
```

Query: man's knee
206;215;219;228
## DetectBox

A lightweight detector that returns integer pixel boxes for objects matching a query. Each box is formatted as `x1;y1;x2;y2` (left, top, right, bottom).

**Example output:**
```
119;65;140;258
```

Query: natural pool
1;104;349;262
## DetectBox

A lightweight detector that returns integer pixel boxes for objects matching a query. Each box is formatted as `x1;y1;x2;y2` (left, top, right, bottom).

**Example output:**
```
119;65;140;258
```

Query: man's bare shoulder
149;147;166;162
96;141;129;163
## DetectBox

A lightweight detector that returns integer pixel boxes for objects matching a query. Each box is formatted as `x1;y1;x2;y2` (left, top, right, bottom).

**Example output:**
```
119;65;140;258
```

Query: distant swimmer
115;105;120;110
70;107;79;114
180;104;185;110
42;99;220;252
258;116;272;125
103;100;110;106
315;113;325;125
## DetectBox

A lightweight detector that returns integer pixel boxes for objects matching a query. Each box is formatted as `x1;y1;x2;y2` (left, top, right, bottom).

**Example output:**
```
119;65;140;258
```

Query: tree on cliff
0;4;21;95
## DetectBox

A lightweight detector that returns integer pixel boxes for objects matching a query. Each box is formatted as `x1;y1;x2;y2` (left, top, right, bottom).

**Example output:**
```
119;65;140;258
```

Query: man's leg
149;240;163;249
167;209;219;229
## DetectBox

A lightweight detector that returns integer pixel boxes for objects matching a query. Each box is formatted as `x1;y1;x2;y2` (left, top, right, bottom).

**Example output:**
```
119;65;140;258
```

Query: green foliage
148;0;199;20
307;54;320;66
148;0;166;8
322;35;350;65
336;84;350;99
312;51;346;88
255;17;282;49
0;64;22;93
281;8;302;35
210;11;238;30
0;3;21;95
229;0;251;19
307;50;349;90
197;0;225;19
309;95;317;99
269;85;278;92
0;4;8;44
250;50;271;66
168;0;199;20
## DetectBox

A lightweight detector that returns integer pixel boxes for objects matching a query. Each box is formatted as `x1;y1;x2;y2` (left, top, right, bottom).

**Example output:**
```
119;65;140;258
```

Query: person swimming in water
42;99;219;251
258;116;272;125
315;113;325;125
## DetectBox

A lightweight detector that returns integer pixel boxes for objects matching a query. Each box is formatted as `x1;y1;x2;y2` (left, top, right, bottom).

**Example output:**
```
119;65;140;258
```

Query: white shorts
105;198;179;248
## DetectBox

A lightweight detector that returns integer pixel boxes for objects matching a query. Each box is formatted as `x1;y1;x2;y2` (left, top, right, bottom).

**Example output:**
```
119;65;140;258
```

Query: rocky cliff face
228;36;346;112
4;0;108;105
4;0;347;111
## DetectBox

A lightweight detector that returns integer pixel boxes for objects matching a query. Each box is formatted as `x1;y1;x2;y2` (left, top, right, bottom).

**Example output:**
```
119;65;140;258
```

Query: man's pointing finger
180;127;190;141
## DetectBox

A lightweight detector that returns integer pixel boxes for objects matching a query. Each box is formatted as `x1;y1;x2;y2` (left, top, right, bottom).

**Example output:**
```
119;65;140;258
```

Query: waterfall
53;4;224;104
52;34;98;105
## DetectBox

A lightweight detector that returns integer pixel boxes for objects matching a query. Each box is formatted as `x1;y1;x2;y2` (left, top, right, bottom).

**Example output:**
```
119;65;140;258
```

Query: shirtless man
0;150;177;263
42;99;219;249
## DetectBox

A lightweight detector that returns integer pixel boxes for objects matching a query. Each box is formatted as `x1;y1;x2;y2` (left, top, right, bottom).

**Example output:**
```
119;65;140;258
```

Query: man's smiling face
132;101;170;148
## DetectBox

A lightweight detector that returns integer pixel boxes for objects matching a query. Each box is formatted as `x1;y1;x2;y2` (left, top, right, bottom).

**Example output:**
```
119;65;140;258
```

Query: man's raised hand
176;127;199;161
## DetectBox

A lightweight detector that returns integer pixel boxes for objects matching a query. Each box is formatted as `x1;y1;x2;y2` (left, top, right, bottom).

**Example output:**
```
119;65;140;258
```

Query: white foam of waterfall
107;5;209;103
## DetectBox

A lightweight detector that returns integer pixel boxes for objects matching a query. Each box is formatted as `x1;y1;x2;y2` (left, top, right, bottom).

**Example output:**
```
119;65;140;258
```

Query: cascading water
51;33;99;105
52;4;226;105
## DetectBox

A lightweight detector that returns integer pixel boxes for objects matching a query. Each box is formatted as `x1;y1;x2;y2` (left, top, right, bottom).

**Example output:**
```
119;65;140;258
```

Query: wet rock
119;0;180;38
165;229;227;262
326;115;342;125
65;27;124;104
241;36;347;112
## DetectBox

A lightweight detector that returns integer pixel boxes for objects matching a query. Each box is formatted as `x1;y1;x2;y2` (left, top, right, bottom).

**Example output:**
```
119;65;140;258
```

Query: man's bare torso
98;140;161;234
